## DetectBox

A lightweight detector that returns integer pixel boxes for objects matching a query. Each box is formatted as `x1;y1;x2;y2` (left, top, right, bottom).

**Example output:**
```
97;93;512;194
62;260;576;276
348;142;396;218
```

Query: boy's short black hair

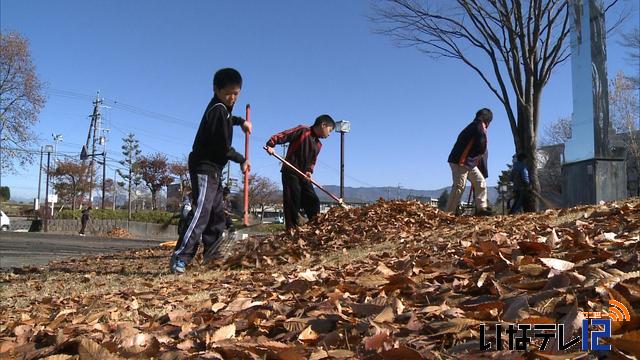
313;114;336;128
213;68;242;90
517;153;527;161
475;108;493;123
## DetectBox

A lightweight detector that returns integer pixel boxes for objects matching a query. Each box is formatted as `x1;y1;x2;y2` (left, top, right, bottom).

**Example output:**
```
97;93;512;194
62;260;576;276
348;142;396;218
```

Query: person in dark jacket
265;115;335;230
79;207;91;236
445;108;492;215
509;153;531;214
170;68;251;274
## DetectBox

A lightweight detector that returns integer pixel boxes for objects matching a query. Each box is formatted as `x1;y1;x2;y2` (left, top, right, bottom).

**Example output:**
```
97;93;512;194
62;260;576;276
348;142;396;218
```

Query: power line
48;88;195;129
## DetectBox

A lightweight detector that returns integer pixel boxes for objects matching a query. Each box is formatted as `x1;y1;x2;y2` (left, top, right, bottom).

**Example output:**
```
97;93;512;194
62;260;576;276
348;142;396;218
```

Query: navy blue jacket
510;160;530;190
447;119;489;177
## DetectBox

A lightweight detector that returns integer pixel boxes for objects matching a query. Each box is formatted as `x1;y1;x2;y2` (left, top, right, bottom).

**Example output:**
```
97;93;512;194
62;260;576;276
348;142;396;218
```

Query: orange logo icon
602;300;630;322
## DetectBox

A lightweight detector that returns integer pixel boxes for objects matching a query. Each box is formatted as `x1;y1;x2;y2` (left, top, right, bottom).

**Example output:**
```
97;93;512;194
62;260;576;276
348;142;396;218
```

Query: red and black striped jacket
266;125;322;175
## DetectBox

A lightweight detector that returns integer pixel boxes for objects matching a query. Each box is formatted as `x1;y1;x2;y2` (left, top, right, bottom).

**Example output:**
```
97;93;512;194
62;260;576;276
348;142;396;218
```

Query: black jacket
447;119;489;177
266;125;322;175
189;97;245;175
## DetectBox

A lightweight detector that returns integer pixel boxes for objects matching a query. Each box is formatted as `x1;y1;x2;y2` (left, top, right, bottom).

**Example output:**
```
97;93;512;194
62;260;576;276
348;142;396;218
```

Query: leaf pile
1;199;639;359
104;227;133;239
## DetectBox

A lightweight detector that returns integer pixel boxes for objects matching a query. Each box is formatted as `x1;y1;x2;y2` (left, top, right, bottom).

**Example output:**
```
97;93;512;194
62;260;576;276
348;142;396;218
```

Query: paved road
0;232;163;269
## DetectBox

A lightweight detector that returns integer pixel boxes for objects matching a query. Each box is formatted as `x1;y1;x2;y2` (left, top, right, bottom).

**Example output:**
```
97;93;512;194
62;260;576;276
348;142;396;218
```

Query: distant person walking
445;108;493;216
509;153;532;214
79;207;91;236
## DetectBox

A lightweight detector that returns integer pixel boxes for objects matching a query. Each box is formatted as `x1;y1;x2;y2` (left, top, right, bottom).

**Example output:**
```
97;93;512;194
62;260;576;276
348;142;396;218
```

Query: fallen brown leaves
1;199;639;359
104;227;132;239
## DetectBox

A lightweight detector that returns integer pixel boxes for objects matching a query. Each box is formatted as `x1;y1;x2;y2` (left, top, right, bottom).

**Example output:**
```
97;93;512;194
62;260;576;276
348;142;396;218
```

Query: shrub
56;209;177;224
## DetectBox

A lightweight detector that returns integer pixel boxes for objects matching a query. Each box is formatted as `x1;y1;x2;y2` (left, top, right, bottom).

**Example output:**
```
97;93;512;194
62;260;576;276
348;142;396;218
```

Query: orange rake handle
243;105;251;226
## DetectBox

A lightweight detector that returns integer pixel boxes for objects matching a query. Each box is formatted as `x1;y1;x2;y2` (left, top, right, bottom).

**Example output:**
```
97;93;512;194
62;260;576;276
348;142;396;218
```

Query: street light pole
37;146;43;207
43;145;54;232
340;131;345;199
335;120;351;201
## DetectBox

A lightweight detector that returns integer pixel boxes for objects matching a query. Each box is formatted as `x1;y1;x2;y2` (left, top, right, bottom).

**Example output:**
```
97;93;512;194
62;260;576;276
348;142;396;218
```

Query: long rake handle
243;105;251;226
264;146;346;207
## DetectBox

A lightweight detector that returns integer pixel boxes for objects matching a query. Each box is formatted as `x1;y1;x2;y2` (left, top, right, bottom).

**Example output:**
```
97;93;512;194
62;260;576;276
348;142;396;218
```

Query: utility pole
100;129;109;209
112;168;117;210
84;93;102;207
43;145;54;232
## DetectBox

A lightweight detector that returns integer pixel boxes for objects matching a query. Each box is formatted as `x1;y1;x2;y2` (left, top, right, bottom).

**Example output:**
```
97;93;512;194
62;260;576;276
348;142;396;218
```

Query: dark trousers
173;171;225;263
79;219;88;234
282;172;320;230
509;189;531;214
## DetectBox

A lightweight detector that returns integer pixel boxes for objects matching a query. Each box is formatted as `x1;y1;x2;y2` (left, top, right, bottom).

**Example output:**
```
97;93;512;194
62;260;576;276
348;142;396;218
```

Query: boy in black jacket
445;108;492;215
265;115;335;230
170;68;251;274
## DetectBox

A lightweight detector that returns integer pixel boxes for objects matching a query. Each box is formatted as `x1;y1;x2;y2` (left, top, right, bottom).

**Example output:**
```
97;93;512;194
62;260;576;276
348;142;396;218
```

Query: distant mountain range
317;185;499;204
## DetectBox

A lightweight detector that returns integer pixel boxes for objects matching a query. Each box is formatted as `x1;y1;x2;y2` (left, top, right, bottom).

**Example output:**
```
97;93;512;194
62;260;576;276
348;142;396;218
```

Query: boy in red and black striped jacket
265;115;335;229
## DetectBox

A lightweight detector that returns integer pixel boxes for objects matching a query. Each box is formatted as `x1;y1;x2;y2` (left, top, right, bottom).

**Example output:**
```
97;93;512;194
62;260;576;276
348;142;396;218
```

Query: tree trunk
71;178;76;211
127;165;132;220
514;90;542;212
151;190;157;211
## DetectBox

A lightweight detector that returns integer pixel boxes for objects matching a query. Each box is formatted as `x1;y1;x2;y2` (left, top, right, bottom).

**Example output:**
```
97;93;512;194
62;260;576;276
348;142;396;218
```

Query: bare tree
620;28;639;88
609;71;640;195
244;174;279;219
540;115;572;146
169;158;190;197
137;153;173;210
0;32;46;174
372;0;626;209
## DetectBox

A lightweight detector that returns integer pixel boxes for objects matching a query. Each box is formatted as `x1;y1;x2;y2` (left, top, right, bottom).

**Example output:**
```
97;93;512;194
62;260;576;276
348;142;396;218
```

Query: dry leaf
297;326;318;342
209;323;236;343
540;257;575;271
373;307;395;323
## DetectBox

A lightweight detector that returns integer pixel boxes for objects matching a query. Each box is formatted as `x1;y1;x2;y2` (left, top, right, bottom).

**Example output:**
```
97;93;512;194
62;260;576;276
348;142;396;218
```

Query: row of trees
48;131;283;220
49;133;183;212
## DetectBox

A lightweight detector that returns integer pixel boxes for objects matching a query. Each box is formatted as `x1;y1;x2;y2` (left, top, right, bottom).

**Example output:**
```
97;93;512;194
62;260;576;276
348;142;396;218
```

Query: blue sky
1;0;638;200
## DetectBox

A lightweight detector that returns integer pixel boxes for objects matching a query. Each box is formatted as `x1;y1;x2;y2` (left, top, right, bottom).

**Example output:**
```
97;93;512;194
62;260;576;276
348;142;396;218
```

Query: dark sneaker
170;256;186;274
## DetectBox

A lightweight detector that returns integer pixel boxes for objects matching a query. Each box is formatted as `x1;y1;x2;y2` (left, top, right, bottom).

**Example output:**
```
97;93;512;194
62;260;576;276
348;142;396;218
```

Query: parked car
0;211;10;231
274;215;284;224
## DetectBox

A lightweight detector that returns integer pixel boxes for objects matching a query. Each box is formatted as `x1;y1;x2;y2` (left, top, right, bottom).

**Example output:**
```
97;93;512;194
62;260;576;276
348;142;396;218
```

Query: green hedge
56;209;177;224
